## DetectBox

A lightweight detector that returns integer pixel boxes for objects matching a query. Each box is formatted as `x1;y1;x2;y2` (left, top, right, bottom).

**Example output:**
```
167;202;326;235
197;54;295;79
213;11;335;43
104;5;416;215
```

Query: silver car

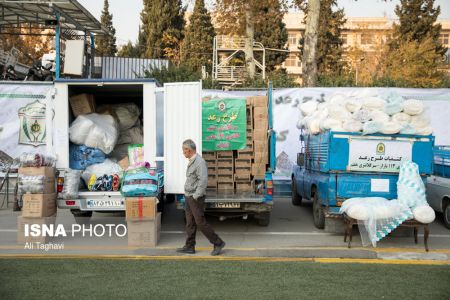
427;146;450;229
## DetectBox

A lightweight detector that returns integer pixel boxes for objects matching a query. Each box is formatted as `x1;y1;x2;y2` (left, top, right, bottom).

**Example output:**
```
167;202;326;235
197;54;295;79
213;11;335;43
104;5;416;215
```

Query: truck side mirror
297;153;305;167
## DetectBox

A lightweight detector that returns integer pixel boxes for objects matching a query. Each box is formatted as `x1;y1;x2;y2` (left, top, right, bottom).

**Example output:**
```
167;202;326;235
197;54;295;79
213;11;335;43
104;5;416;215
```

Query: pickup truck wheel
71;210;92;225
313;193;325;229
444;202;450;229
256;212;270;226
291;179;302;206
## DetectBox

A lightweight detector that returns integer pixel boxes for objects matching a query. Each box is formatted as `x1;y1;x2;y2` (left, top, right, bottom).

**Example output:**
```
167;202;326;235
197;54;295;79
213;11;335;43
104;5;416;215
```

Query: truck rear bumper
57;192;125;211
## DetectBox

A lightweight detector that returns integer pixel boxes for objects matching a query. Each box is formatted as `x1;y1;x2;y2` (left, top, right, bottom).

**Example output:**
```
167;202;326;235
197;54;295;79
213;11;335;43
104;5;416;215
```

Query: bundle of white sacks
298;89;433;135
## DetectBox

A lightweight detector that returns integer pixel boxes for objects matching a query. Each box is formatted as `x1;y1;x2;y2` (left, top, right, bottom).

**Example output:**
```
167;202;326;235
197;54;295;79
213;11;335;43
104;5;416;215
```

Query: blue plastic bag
121;166;158;197
69;144;106;170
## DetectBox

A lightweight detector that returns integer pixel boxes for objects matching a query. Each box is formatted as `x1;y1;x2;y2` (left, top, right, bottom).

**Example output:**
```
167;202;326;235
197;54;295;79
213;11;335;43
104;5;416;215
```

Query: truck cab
292;131;434;229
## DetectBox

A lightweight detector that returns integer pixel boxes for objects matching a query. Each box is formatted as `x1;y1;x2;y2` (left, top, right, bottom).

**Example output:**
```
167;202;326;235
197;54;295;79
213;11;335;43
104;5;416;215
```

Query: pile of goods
17;153;57;244
340;160;435;247
298;90;432;136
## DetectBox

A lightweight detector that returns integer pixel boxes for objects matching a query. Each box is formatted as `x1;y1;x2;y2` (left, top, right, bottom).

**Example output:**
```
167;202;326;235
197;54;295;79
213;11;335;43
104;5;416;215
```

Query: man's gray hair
182;139;196;151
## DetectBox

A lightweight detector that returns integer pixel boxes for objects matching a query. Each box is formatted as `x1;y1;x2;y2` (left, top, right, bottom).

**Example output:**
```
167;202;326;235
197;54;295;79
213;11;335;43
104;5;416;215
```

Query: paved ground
1;197;449;260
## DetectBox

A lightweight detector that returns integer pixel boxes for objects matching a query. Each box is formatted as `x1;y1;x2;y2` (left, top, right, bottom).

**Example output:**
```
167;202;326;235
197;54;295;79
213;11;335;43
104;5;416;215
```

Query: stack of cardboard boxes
17;166;57;244
203;95;269;194
126;197;161;247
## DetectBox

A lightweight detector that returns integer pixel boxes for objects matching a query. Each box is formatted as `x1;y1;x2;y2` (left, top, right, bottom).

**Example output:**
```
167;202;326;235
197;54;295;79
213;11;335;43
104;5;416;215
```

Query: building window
288;34;297;46
439;34;449;46
360;33;374;45
342;34;348;45
285;54;299;67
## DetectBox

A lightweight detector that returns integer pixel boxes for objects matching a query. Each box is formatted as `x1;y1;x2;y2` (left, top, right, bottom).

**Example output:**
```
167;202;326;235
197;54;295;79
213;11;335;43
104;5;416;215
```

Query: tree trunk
302;0;320;87
245;8;256;79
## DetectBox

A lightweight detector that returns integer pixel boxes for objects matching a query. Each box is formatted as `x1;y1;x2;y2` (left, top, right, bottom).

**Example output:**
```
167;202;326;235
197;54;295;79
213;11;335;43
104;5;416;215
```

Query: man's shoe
176;246;195;254
211;241;225;256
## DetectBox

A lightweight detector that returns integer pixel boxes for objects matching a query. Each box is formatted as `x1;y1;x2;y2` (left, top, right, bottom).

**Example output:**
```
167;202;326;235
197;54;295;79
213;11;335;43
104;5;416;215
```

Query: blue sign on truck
292;130;434;229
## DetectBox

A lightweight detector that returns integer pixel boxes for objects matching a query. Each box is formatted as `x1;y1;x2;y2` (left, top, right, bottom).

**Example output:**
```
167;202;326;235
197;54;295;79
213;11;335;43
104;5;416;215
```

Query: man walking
177;139;226;256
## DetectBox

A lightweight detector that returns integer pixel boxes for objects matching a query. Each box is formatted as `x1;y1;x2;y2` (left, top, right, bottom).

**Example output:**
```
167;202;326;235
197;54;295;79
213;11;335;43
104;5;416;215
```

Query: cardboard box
249;96;268;107
253;107;268;119
125;197;157;221
236;182;253;192
127;212;161;247
217;182;234;191
217;151;234;159
253;129;267;140
17;214;57;244
69;93;96;117
252;163;266;176
254;152;269;164
19;167;55;178
22;193;57;218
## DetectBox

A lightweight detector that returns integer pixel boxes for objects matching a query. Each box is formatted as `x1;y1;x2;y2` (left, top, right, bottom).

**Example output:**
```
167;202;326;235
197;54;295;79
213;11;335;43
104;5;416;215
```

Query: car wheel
291;178;302;206
444;201;450;230
313;192;325;229
71;209;92;225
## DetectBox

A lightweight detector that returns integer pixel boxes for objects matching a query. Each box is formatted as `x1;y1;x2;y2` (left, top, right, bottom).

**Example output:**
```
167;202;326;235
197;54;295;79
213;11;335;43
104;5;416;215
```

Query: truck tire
256;212;270;226
165;194;175;203
291;179;302;206
71;209;92;225
444;201;450;230
312;192;325;229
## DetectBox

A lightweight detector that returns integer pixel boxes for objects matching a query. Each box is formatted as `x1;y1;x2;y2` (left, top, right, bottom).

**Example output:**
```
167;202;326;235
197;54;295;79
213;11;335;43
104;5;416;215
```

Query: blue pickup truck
291;131;434;229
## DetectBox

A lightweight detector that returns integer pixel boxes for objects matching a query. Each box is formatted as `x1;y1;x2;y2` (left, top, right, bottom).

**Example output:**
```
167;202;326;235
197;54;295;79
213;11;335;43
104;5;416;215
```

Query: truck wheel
313;193;325;229
71;209;92;225
291;179;302;206
444;202;450;230
165;194;175;203
256;212;270;226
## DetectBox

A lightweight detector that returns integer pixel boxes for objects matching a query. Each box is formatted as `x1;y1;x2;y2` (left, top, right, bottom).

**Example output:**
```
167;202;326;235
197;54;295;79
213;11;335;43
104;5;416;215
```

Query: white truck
50;79;202;220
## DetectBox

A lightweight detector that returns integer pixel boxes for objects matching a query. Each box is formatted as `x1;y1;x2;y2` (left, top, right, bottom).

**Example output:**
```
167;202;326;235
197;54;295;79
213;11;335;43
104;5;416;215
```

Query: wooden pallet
217;151;234;159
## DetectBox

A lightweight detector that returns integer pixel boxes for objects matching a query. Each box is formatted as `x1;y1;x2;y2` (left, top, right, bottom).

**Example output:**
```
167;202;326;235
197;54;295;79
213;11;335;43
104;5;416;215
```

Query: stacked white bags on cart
298;89;433;135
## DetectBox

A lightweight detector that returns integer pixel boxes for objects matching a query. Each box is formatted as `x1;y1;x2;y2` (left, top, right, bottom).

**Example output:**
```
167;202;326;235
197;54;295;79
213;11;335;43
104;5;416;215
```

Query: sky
78;0;450;47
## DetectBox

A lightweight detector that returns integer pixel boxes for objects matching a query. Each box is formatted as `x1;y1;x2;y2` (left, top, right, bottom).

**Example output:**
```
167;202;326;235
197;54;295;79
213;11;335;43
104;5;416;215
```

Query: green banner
202;98;247;151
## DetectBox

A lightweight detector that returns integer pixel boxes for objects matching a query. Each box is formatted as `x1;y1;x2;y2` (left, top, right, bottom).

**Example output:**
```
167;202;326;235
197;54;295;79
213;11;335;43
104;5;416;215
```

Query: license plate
86;199;124;209
212;202;240;209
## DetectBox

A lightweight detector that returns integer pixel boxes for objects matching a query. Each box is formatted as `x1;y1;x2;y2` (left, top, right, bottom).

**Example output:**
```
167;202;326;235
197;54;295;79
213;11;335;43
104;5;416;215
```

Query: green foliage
181;0;215;73
96;0;117;56
240;70;300;88
143;62;200;84
253;0;289;72
117;41;141;58
317;73;355;87
139;0;185;59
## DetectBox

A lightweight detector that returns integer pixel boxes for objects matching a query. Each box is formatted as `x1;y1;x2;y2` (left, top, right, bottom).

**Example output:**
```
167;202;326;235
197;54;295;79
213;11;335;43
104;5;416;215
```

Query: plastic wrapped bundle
412;205;435;224
320;118;343;132
400;124;417;135
97;103;141;131
403;99;424;115
328;105;352;121
414;126;433;135
121;166;158;197
19;153;56;167
381;121;402;134
392;113;411;126
69;144;106;170
329;94;347;106
299;101;318;116
362;121;383;135
343;120;363;132
345;99;362;113
81;159;123;187
383;91;404;115
18;175;46;194
62;169;81;199
362;97;386;111
410;114;430;128
369;110;389;123
397;161;428;208
69;113;119;154
353;108;371;123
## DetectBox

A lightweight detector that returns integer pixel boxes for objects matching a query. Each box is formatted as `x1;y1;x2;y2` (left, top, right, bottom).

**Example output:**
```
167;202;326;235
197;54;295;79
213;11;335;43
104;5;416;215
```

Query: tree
117;41;141;58
96;0;117;56
181;0;215;73
299;0;320;86
253;1;288;72
139;0;185;59
215;0;289;78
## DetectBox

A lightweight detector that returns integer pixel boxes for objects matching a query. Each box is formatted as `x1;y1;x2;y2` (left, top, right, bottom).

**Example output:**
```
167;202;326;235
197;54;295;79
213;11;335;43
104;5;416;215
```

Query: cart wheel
313;192;325;229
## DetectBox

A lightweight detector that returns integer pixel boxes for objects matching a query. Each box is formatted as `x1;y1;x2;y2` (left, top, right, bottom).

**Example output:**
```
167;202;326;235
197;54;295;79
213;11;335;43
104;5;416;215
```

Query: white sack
69;113;119;154
403;99;424;116
363;97;386;111
412;205;436;224
381;121;402;134
343;120;363;132
300;101;318;116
